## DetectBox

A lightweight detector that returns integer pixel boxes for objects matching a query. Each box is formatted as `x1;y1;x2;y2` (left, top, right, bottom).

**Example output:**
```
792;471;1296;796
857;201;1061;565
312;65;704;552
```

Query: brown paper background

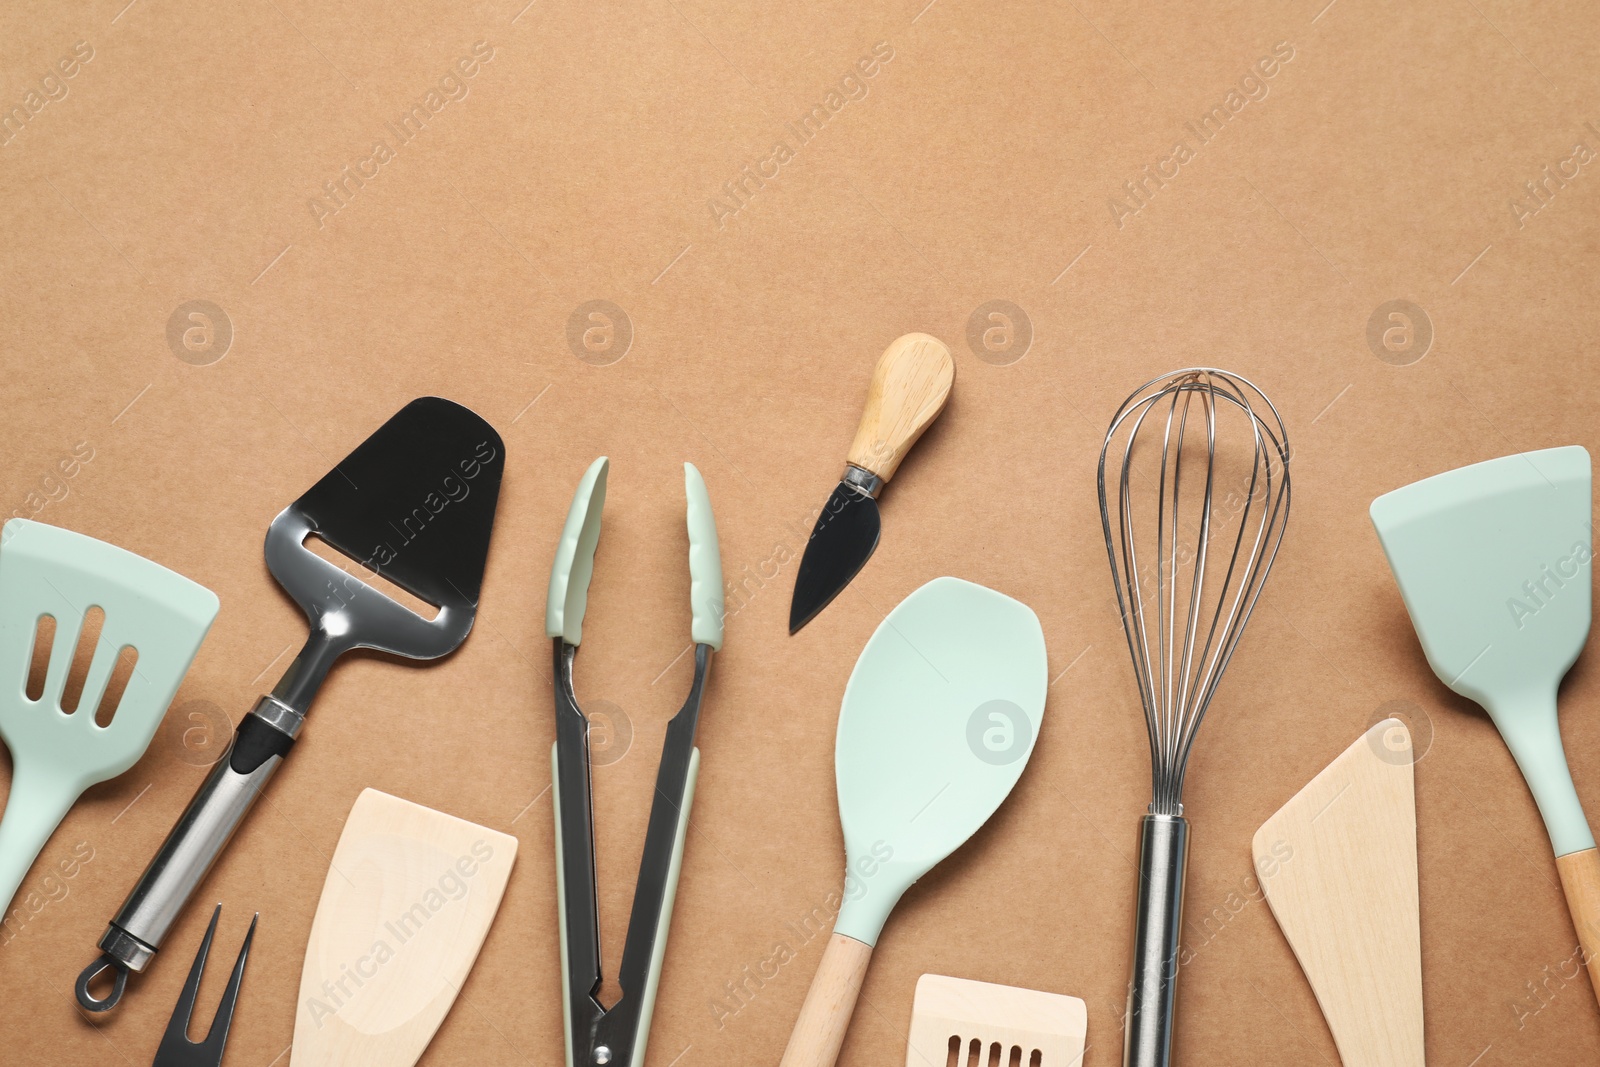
2;0;1598;1062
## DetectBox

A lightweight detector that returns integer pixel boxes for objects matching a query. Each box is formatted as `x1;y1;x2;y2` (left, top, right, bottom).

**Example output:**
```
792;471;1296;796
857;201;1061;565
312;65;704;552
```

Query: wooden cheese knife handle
1556;847;1600;1006
846;333;954;483
778;932;873;1067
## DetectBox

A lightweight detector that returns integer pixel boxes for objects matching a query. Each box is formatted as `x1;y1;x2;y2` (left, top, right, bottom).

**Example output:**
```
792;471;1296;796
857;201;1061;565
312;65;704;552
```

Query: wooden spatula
906;974;1086;1067
1252;719;1423;1067
293;789;517;1066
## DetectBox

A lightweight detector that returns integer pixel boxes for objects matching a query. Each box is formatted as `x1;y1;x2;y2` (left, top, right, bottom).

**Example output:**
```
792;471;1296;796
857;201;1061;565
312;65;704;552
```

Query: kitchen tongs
546;457;724;1067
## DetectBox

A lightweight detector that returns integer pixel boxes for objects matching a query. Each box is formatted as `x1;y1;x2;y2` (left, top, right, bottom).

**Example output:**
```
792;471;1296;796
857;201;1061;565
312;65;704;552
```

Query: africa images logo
307;42;496;229
301;839;496;1028
1507;535;1593;630
0;40;94;149
706;42;896;229
1105;42;1295;229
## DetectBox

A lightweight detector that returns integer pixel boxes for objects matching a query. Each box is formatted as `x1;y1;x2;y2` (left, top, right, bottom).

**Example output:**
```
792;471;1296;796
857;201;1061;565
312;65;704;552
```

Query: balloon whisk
1098;368;1292;815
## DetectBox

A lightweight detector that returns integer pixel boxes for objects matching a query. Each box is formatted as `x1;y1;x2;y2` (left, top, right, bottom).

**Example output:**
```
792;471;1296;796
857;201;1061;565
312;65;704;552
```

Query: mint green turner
0;519;218;918
778;576;1048;1067
1371;445;1600;1009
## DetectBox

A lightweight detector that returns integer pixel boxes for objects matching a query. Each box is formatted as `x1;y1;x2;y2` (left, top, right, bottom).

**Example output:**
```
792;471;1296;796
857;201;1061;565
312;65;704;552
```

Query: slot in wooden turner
1253;719;1423;1067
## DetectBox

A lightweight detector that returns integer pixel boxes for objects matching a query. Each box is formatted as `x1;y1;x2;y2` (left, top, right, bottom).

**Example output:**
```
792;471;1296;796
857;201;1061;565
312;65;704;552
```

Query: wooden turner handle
1557;847;1600;1007
845;333;954;483
778;932;873;1067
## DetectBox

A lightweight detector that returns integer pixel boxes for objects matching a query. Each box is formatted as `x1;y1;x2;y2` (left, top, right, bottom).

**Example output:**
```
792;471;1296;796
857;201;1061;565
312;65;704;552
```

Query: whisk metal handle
1124;813;1189;1067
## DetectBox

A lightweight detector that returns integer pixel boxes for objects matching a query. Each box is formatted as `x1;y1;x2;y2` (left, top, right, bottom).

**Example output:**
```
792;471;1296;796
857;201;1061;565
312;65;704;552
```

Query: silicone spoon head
832;577;1048;945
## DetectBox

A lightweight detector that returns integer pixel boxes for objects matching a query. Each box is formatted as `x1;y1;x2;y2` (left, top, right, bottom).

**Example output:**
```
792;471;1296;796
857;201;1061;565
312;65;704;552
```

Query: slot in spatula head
265;397;505;667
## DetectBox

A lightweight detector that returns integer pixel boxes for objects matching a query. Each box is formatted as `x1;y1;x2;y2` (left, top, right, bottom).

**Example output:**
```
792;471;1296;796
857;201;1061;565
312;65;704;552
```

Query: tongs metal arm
553;640;605;1036
610;643;712;1057
553;641;714;1067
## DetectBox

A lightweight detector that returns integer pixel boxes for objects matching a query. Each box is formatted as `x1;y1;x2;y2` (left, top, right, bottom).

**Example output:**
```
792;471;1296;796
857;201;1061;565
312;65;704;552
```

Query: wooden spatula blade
292;789;517;1067
1253;719;1422;1067
906;974;1086;1067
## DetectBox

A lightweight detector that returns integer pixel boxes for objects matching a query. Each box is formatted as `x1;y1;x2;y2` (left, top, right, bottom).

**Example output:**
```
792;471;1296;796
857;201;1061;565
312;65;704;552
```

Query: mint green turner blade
1369;445;1600;1009
778;576;1048;1067
0;519;218;918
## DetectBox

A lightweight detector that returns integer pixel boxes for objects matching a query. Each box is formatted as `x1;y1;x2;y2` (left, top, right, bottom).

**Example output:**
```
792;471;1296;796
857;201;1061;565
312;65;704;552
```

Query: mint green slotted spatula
779;576;1048;1067
0;519;219;916
1370;445;1600;1009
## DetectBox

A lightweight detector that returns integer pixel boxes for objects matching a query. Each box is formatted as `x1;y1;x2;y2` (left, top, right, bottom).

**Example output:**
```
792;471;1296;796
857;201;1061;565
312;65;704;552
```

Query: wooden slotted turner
1253;718;1423;1066
0;519;218;916
293;788;517;1066
906;974;1087;1067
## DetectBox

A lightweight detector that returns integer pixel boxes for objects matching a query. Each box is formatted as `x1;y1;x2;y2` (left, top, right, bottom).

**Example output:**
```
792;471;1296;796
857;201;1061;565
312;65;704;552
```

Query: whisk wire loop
1098;368;1291;816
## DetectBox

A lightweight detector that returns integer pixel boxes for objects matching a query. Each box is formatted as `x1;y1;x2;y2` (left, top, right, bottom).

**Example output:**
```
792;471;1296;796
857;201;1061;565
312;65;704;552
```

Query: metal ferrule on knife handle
840;464;884;500
1124;812;1189;1067
95;696;300;972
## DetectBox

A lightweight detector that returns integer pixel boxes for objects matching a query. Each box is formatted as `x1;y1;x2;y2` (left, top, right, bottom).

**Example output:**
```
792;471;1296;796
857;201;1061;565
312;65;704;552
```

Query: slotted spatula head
906;974;1087;1067
834;577;1048;946
263;397;504;708
0;519;218;913
1371;446;1593;855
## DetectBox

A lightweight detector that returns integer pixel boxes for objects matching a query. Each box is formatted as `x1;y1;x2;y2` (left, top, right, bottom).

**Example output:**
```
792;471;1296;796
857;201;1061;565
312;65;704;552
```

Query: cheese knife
788;333;954;633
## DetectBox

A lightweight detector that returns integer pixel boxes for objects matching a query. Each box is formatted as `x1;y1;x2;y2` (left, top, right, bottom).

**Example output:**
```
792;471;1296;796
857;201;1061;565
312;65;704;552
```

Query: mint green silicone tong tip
0;519;218;917
545;457;724;650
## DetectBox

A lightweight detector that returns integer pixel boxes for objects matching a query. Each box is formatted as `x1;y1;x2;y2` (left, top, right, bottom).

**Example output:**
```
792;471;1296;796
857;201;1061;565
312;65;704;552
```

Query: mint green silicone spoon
1371;445;1600;1007
778;576;1048;1067
0;519;218;917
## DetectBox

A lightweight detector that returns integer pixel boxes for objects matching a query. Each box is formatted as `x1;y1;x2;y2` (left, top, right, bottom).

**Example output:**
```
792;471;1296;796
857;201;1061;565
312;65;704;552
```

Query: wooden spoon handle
778;932;874;1067
845;333;954;483
1556;847;1600;1007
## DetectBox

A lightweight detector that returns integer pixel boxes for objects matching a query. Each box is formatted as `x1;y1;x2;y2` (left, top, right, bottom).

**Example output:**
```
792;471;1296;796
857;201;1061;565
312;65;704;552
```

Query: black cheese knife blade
789;333;953;633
